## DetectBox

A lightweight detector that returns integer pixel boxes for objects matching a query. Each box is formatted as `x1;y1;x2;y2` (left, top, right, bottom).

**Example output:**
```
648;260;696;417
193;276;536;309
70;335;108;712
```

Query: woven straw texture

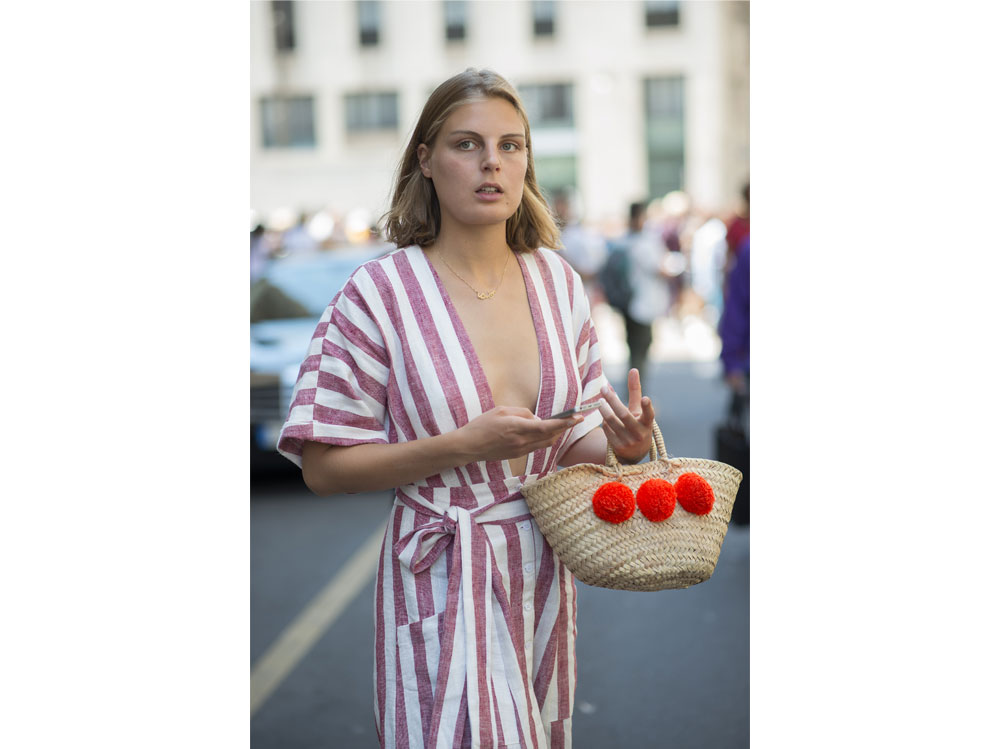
522;421;743;591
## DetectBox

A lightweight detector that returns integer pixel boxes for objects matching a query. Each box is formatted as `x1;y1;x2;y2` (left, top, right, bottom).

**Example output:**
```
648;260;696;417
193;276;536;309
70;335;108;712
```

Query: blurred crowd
552;182;750;395
249;206;392;322
249;181;749;394
250;207;389;284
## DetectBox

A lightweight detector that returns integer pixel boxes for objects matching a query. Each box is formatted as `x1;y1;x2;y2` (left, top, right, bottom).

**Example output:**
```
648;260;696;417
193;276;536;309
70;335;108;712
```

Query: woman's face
418;97;528;234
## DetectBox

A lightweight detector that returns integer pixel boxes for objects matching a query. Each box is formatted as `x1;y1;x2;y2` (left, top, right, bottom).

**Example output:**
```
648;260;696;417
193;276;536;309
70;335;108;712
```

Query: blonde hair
382;69;561;253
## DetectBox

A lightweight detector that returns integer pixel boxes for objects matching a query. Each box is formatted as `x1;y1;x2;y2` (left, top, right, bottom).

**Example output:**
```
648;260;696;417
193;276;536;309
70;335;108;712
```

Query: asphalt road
251;359;749;748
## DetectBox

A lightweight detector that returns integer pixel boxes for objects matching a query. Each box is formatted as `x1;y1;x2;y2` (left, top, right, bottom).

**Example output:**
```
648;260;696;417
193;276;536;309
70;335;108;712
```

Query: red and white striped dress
278;245;607;748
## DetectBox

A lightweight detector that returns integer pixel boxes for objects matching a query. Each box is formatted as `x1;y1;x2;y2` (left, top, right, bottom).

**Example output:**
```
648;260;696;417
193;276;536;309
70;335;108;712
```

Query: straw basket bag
521;420;743;591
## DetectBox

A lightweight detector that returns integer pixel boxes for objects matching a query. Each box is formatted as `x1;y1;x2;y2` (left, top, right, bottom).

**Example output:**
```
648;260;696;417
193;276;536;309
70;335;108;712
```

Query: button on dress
278;245;607;748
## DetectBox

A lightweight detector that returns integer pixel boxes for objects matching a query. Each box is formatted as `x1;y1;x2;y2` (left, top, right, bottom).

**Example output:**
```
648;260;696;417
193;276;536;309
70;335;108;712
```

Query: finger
620;393;655;435
638;396;655;426
529;422;577;451
536;415;584;434
602;396;653;455
602;383;643;433
625;404;653;449
627;368;643;414
622;403;653;445
598;400;630;443
597;398;624;430
601;420;627;453
600;384;630;420
540;412;584;427
603;418;649;464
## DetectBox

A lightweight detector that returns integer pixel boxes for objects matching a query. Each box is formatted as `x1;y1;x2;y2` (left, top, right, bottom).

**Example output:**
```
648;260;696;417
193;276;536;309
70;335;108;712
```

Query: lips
475;182;503;194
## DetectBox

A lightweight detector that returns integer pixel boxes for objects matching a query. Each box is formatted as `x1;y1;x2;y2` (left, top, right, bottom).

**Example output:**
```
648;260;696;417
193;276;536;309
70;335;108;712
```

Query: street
251;337;749;748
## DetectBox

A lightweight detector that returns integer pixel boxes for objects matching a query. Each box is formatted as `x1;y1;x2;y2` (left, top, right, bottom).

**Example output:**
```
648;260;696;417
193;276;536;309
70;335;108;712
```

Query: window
271;1;295;52
260;96;316;148
645;0;680;28
645;77;685;196
532;0;555;37
345;92;399;132
519;83;573;128
358;1;380;46
444;1;466;42
519;83;575;195
646;76;684;118
533;155;577;199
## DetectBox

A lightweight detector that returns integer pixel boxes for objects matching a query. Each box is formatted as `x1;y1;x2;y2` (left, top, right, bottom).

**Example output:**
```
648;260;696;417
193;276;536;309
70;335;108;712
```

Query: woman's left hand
598;368;655;464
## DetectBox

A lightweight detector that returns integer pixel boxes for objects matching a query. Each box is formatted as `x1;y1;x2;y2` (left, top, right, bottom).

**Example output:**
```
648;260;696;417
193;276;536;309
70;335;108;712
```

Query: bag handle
604;419;668;472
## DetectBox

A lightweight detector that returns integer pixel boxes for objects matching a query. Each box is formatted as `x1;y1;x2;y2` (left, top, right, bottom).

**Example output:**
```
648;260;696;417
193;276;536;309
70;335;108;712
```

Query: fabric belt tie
392;484;546;748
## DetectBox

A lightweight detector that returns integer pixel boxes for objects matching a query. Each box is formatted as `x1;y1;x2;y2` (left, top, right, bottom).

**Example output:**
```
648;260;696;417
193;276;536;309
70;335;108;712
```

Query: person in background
250;223;270;284
280;211;319;255
658;190;693;318
688;210;729;326
623;200;671;385
552;189;608;304
719;234;750;395
725;182;750;278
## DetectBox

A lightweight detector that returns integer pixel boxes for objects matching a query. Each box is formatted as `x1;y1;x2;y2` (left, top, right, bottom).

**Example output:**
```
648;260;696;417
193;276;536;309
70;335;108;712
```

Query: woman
277;69;655;748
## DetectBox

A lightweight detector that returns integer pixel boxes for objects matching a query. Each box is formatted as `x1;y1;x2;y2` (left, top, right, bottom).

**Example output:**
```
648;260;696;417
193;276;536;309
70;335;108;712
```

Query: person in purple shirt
719;236;749;394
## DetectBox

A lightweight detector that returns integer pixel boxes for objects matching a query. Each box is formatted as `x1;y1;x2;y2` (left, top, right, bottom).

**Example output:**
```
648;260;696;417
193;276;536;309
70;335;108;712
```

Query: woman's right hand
457;407;582;463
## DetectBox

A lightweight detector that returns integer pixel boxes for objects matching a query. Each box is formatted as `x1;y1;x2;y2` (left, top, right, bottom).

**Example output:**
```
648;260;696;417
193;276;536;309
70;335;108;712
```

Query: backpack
600;238;632;314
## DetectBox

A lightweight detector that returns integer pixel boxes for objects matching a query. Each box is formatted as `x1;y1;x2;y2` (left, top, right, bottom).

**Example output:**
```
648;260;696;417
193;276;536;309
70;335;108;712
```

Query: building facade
250;0;749;232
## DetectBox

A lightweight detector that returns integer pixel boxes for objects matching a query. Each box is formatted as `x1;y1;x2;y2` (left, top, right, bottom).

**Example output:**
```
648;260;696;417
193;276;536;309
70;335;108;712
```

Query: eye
500;142;520;152
457;140;477;150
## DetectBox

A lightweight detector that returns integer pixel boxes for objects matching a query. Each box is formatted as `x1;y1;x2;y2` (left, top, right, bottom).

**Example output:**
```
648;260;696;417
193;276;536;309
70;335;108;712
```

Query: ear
417;144;432;178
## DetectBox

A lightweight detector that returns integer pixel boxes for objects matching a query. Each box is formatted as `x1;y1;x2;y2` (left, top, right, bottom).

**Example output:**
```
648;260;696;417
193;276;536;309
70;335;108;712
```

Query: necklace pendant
477;290;496;300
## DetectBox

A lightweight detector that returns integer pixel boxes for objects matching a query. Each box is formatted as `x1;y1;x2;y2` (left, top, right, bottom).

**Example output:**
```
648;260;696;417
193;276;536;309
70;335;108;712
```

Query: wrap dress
277;245;607;748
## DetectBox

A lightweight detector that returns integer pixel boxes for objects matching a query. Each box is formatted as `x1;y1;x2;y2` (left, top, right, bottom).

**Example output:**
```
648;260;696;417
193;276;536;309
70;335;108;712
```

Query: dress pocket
396;611;446;708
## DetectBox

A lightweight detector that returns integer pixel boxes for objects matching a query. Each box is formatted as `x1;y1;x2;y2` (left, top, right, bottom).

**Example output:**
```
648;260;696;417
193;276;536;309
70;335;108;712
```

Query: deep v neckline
417;246;545;478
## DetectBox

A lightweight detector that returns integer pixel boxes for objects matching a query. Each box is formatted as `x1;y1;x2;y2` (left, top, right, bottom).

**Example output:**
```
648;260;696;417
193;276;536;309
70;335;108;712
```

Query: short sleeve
276;272;391;468
561;271;609;452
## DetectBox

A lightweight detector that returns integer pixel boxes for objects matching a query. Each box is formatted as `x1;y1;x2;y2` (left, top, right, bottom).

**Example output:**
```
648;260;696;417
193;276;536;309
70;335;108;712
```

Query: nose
481;144;501;171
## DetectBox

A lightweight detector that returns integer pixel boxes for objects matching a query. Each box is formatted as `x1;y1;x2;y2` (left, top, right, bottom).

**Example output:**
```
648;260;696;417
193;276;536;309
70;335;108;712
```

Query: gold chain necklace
439;250;512;300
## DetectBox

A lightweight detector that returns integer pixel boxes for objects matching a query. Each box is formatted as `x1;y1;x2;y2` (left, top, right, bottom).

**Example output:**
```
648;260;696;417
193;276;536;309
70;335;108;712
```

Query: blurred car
250;244;392;472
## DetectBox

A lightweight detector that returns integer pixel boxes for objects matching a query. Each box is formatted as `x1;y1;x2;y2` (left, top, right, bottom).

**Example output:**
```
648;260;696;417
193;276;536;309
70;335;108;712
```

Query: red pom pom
636;479;676;522
592;482;635;524
675;473;715;515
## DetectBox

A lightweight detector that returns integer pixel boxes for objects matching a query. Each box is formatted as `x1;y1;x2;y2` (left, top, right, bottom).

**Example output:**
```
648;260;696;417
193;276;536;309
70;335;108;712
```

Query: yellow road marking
250;520;387;716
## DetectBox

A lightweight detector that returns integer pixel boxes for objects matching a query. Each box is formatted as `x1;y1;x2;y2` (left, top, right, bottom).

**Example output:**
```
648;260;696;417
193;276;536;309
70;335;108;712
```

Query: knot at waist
392;484;533;574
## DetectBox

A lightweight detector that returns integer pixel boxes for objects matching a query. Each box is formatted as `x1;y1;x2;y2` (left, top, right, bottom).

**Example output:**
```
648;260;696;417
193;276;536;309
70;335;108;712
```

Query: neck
430;222;511;273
